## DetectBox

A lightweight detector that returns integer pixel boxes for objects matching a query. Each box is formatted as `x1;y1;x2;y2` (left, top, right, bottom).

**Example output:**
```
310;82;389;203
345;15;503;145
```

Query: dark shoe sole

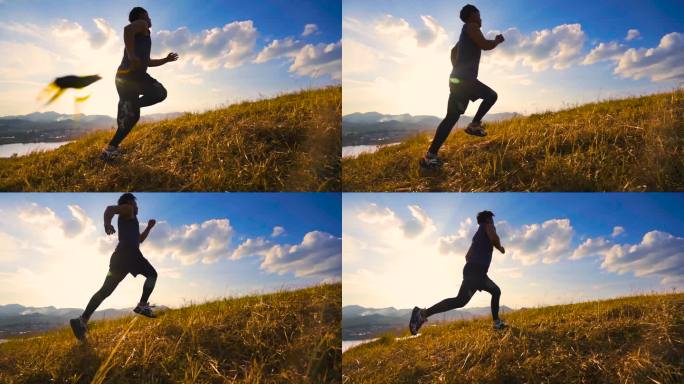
465;127;487;137
419;158;442;170
133;308;157;318
69;318;86;341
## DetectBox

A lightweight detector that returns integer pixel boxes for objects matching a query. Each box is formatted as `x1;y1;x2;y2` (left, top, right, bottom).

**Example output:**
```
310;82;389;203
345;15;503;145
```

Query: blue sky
343;193;684;309
343;0;684;116
0;0;341;116
0;193;341;309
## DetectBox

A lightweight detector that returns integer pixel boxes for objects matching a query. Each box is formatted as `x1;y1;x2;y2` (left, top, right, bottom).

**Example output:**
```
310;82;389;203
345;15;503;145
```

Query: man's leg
481;276;501;321
108;77;141;148
81;270;127;322
137;76;167;108
427;92;466;156
139;260;158;304
471;80;498;124
424;278;477;317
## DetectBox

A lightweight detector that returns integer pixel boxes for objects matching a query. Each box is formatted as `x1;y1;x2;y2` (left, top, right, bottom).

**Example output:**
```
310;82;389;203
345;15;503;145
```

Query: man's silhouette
101;7;179;160
70;193;158;341
421;4;504;169
409;210;507;334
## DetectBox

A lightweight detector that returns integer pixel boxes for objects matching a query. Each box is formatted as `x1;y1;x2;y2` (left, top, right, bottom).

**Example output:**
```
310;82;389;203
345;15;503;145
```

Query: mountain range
0;111;183;145
342;111;519;146
0;303;161;339
342;304;514;340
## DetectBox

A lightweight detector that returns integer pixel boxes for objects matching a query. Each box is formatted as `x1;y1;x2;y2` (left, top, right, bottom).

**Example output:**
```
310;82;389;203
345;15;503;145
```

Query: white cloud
271;226;285;238
145;219;234;265
498;219;574;264
357;203;395;223
155;21;258;70
51;18;117;50
438;217;474;255
230;236;271;260
374;14;447;48
254;37;303;63
614;32;684;82
231;231;341;278
486;24;587;71
571;236;612;260
289;41;341;80
582;41;628;65
402;205;435;238
357;203;434;239
625;29;640;41
572;231;684;285
611;226;625;238
302;23;318;37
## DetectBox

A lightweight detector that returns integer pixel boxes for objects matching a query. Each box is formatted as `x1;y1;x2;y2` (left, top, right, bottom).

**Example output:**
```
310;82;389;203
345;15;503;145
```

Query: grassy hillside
343;292;683;384
0;283;341;383
0;87;340;191
343;90;683;191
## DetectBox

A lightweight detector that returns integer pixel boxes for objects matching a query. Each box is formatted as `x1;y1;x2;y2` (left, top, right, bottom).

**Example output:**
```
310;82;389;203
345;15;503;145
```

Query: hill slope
342;90;683;191
0;283;341;383
343;292;683;384
0;87;340;191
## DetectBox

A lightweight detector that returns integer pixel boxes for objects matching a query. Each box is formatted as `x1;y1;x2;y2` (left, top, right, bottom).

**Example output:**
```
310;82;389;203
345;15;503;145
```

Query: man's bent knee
155;84;167;103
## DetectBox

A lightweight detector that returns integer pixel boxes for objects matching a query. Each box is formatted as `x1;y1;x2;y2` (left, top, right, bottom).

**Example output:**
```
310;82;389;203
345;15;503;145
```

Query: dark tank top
117;215;140;249
466;224;493;269
118;32;151;75
450;23;482;80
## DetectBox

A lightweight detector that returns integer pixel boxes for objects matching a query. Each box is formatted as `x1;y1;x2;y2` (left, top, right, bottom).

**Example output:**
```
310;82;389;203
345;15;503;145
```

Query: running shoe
69;317;87;341
493;319;508;330
133;302;157;318
419;153;444;169
100;146;121;161
465;121;487;137
409;307;427;335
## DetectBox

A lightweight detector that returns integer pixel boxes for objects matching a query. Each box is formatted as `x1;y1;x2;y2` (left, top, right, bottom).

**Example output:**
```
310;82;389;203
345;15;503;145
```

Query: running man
70;193;158;341
421;4;505;169
101;7;179;160
409;210;507;334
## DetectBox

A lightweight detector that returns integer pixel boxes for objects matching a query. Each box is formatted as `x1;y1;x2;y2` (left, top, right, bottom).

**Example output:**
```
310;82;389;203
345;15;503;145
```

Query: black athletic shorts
109;246;155;277
447;78;497;115
461;262;491;292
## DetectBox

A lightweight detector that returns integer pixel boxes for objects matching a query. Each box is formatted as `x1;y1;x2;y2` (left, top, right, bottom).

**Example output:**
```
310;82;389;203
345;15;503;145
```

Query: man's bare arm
103;205;134;235
465;23;502;51
139;219;156;243
484;222;505;253
148;53;179;67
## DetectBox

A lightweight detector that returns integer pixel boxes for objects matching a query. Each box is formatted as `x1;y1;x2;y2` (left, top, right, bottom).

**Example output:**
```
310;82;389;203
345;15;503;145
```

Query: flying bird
38;74;102;105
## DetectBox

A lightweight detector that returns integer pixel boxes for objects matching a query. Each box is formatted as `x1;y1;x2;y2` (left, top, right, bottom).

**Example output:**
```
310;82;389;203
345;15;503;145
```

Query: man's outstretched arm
465;23;504;51
103;205;134;235
484;222;505;253
139;219;156;243
148;53;179;67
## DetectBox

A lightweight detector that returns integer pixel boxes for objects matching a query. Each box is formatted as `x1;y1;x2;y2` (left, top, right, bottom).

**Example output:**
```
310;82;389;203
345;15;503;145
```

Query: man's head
460;4;481;27
129;7;151;28
476;210;495;225
118;193;138;214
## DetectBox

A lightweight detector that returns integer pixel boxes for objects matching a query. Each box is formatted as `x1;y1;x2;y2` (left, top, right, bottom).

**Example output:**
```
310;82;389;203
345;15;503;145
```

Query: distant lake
342;143;399;158
0;141;71;158
342;338;378;353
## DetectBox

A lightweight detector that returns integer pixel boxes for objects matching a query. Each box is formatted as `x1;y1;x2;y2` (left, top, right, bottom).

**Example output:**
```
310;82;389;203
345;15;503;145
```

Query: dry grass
0;283;341;383
0;87;341;192
342;292;683;384
342;90;683;191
